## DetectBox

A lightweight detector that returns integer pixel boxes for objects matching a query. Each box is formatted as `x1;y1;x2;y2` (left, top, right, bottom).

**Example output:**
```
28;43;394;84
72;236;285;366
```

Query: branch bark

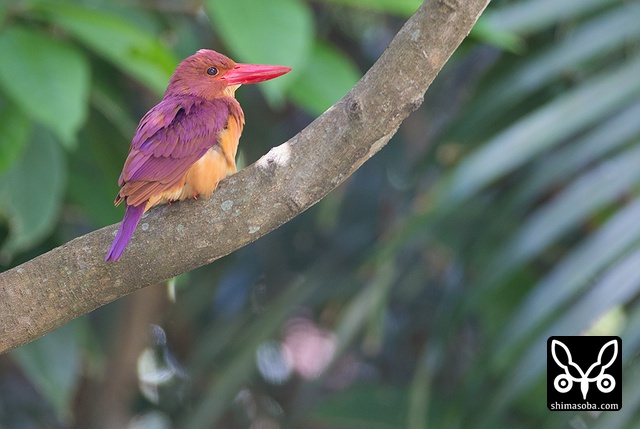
0;0;489;353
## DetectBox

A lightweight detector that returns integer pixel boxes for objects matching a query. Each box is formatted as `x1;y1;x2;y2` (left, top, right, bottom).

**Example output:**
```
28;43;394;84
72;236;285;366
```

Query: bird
105;49;291;262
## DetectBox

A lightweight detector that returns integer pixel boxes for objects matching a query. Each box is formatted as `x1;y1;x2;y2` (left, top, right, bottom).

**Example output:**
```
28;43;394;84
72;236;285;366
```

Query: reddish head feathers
165;49;291;98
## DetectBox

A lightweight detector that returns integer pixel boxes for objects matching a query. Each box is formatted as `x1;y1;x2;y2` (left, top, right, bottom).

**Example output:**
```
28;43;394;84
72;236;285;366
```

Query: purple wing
120;96;232;195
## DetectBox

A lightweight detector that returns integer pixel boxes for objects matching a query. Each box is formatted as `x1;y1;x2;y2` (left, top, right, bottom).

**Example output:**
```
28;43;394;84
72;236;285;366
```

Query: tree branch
0;0;489;353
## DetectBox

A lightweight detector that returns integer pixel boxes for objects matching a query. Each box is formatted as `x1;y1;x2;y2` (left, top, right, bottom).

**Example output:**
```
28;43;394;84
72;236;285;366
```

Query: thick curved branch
0;0;489;353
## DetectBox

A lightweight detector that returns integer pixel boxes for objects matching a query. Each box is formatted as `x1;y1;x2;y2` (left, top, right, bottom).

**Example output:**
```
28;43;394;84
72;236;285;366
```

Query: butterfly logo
551;338;617;400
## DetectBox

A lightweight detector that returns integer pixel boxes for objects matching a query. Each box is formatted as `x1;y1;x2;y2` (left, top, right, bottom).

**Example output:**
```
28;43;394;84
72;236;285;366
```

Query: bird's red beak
223;63;292;85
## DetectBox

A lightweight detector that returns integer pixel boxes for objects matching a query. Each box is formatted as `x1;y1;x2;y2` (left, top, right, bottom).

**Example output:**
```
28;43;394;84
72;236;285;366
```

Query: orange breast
146;114;244;209
182;146;231;198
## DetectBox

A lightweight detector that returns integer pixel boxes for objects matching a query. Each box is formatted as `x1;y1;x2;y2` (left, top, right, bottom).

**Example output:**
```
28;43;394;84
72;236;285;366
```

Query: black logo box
547;336;622;411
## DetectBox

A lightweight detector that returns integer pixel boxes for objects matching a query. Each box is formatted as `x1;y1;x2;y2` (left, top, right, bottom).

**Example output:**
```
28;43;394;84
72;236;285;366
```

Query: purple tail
105;204;146;262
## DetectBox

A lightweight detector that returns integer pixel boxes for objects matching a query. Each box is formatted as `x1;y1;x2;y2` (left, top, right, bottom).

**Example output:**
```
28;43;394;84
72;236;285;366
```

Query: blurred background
1;0;639;428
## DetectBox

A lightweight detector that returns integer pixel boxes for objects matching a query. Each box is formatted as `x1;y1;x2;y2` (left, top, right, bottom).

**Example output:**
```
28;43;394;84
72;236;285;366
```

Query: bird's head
165;49;291;99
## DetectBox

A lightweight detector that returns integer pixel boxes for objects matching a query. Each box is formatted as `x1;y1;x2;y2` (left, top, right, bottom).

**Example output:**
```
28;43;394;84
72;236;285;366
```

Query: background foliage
1;0;639;428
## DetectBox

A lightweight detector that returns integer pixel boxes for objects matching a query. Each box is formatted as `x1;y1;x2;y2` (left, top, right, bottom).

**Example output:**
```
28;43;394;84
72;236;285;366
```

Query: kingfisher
105;49;291;261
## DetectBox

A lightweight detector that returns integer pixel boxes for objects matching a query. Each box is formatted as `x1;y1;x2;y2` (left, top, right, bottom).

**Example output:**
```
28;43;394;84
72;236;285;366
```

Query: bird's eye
206;67;218;76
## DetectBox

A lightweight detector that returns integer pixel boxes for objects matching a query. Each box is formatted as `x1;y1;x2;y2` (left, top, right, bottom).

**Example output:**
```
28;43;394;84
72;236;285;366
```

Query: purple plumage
105;204;146;262
121;97;233;185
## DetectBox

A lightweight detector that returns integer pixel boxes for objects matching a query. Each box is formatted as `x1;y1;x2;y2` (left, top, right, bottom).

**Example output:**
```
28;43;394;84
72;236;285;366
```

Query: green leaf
0;26;89;146
206;0;313;103
620;305;640;362
433;55;640;209
514;101;640;208
461;3;640;136
315;0;421;16
12;322;82;421
68;109;129;226
287;42;361;116
498;198;640;355
486;0;621;35
500;144;640;273
38;3;177;96
312;386;408;428
499;247;640;405
334;261;396;357
469;17;526;54
0;127;66;255
0;99;32;174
